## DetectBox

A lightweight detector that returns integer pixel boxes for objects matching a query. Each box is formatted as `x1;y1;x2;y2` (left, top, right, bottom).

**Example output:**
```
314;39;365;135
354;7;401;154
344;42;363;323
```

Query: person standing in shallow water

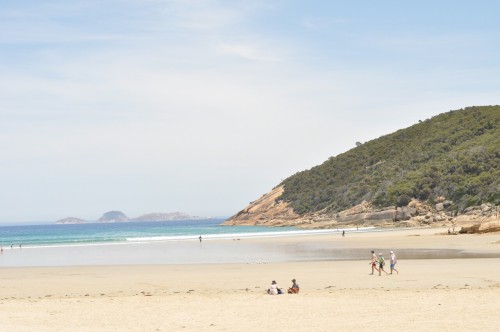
199;235;202;243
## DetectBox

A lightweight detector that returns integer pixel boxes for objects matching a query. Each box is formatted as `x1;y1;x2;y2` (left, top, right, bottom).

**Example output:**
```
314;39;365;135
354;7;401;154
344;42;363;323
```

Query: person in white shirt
390;250;399;275
267;280;279;295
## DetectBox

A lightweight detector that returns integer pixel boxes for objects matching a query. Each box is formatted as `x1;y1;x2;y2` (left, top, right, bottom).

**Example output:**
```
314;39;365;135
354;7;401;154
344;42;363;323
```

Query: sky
1;0;499;223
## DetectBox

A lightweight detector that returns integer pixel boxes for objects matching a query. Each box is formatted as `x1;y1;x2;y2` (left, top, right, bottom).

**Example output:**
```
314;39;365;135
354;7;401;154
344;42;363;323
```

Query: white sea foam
125;227;376;242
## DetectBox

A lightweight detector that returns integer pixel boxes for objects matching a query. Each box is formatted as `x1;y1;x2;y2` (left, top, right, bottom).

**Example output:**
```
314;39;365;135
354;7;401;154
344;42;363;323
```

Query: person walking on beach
378;253;389;276
342;230;345;237
370;251;379;275
199;235;202;243
389;251;399;274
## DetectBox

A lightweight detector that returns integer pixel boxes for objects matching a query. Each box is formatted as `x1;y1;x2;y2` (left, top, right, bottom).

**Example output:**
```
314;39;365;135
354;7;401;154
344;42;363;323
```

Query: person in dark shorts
378;253;389;276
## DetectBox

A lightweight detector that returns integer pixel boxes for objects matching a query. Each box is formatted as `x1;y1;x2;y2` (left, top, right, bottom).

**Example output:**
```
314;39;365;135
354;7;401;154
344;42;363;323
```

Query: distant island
55;211;208;224
54;217;87;225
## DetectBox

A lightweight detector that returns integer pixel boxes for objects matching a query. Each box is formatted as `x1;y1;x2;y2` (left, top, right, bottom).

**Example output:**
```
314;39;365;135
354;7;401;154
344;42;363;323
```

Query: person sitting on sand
378;253;389;276
288;279;300;294
370;250;379;275
268;280;280;295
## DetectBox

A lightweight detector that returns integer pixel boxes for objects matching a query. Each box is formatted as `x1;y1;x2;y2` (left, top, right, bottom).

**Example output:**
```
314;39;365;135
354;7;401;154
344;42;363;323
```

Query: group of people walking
370;250;398;276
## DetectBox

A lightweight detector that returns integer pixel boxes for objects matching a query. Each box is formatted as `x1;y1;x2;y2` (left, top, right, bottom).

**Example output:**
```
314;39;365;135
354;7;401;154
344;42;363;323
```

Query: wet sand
1;227;499;331
1;227;499;267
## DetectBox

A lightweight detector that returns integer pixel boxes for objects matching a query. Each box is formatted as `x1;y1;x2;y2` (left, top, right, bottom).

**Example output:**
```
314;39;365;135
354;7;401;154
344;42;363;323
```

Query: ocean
0;218;364;248
0;219;374;267
1;221;491;267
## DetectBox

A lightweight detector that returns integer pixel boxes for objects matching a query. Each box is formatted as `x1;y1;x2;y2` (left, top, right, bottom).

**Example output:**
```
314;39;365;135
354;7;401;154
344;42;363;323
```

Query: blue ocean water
0;219;372;249
0;219;311;248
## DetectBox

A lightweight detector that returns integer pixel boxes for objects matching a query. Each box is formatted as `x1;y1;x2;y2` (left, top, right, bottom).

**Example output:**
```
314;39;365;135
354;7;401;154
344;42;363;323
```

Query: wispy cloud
1;0;499;221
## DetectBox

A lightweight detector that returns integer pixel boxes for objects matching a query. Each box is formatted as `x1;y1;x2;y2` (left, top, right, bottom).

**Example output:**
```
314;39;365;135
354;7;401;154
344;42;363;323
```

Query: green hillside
279;106;499;215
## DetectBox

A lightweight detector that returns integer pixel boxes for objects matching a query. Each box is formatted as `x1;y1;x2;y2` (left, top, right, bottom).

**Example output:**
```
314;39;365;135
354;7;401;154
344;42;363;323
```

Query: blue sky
1;0;499;223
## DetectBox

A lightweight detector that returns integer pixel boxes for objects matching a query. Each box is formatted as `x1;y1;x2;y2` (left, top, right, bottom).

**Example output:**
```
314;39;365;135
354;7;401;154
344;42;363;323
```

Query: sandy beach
1;227;499;331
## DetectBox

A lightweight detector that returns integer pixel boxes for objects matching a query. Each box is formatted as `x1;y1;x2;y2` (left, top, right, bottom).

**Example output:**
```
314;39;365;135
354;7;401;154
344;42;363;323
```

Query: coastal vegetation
279;106;499;215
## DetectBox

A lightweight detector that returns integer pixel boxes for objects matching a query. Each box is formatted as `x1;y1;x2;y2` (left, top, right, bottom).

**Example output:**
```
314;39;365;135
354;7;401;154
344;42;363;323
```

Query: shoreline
1;227;500;267
1;227;499;331
0;228;500;268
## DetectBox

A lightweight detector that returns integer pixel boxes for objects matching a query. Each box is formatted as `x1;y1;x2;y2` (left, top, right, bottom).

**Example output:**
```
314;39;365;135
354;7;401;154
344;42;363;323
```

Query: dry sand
1;227;499;331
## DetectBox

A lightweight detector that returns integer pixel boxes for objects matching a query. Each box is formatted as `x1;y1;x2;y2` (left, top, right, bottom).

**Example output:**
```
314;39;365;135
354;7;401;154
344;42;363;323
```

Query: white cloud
1;0;499;222
218;42;279;61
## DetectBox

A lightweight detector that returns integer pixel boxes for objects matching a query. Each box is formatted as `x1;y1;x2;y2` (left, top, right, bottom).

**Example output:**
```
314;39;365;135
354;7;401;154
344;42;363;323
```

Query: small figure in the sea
378;253;389;276
267;280;282;295
342;230;345;237
389;250;398;275
10;243;13;249
19;243;22;249
370;250;379;275
199;235;202;243
288;279;300;294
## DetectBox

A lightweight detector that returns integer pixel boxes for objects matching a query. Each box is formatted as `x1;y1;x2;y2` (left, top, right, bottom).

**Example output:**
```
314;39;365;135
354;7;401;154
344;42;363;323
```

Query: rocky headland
223;106;499;235
222;185;499;233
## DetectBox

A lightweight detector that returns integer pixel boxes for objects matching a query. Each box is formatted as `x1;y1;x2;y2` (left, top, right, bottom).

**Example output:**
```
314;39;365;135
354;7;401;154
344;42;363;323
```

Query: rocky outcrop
98;211;129;223
223;186;499;229
55;217;87;224
222;186;300;226
459;221;500;234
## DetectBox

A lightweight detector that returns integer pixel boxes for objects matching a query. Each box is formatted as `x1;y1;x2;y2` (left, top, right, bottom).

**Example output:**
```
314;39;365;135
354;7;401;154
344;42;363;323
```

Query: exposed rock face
459;221;500;234
98;211;129;223
222;186;300;226
223;186;499;229
55;217;87;224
